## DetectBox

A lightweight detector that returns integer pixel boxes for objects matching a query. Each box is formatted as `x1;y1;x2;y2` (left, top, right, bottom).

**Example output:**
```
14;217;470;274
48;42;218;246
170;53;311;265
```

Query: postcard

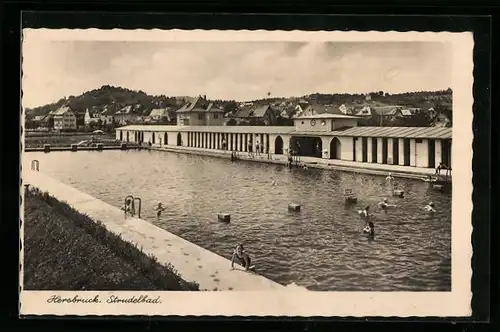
20;27;473;317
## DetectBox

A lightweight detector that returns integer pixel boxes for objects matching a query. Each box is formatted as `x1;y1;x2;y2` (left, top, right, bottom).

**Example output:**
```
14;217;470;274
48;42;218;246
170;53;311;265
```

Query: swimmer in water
231;244;252;271
154;202;165;219
303;165;308;170
386;172;395;182
424;202;436;213
122;198;134;217
363;221;375;237
378;198;397;211
358;205;370;218
271;178;278;186
422;175;437;182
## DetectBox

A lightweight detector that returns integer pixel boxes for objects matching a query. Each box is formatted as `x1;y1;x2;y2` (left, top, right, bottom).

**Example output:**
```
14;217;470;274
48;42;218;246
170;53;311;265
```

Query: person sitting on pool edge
231;244;252;271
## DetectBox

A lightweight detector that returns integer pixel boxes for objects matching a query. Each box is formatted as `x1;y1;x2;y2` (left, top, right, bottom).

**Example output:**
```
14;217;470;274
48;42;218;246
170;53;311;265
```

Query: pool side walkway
24;170;289;291
150;145;451;180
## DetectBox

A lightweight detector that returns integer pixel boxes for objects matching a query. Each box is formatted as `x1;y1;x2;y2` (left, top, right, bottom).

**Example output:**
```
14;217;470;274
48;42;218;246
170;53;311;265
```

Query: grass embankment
23;187;199;291
24;133;124;148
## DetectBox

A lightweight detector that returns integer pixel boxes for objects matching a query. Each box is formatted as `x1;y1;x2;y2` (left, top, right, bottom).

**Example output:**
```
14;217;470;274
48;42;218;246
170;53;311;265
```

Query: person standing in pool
386;172;395;183
364;221;375;238
154;202;165;220
231;244;252;271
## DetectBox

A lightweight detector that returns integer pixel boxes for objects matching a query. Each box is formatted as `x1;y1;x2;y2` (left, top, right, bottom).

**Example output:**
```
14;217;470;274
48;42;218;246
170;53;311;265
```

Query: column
410;138;416;166
376;138;383;164
253;134;258;153
398;138;405;166
263;134;268;153
355;138;363;162
387;138;393;164
367;138;373;163
435;140;442;165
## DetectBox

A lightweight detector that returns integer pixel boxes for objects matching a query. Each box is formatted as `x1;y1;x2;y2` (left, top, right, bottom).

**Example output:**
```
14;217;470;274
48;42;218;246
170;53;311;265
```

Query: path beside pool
23;170;295;291
149;145;451;180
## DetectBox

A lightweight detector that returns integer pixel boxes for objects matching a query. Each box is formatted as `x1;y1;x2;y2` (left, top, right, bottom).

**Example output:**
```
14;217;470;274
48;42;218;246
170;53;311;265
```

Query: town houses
25;93;451;132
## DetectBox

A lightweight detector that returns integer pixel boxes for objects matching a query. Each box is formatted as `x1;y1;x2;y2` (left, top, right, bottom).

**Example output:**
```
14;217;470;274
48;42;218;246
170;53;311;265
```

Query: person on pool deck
231;244;252;271
424;202;436;213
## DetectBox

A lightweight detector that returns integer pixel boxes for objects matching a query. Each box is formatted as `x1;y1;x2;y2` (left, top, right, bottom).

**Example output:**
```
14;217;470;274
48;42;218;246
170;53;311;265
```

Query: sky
22;40;452;108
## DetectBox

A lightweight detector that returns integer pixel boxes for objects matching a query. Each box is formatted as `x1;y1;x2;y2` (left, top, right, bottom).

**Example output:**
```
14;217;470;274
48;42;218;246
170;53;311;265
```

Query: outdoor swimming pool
25;150;452;291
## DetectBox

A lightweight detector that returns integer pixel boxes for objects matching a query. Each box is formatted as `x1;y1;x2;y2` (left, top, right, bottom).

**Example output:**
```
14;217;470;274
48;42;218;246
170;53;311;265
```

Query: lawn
24;133;122;148
23;187;199;291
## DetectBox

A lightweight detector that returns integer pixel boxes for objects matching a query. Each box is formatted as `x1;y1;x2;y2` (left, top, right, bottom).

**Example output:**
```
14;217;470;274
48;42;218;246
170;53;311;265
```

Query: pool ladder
124;195;142;218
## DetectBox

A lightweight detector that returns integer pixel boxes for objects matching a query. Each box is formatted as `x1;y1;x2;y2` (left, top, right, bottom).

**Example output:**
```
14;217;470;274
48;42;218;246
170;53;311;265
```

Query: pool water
25;150;451;291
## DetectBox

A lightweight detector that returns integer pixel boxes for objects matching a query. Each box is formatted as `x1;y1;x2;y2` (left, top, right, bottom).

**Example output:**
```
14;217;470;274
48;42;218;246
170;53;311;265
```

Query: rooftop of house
52;105;74;116
176;96;225;114
149;108;171;117
293;113;359;120
233;105;272;118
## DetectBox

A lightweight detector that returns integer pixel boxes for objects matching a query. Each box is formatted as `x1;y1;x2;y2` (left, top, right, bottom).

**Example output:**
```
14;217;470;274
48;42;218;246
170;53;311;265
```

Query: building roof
234;105;272;118
52;105;73;116
117;105;133;114
149;108;171;117
117;124;451;139
176;96;224;114
32;115;47;121
293;114;359;120
118;124;296;134
305;103;345;116
329;126;452;139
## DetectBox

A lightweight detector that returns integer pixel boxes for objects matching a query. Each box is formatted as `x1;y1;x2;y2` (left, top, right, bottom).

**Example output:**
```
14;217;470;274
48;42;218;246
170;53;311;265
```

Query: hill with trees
24;85;183;118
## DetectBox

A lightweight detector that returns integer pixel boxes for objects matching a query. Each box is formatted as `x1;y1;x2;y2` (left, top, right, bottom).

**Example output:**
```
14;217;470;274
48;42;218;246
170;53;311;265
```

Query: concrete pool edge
148;145;451;180
23;170;295;291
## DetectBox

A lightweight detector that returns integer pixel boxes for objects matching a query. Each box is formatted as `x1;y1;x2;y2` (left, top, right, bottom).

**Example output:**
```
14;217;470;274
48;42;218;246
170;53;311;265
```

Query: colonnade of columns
352;136;451;168
185;131;270;153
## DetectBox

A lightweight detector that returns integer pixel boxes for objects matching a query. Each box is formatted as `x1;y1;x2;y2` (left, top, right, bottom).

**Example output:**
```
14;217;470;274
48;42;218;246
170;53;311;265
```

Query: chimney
203;95;207;100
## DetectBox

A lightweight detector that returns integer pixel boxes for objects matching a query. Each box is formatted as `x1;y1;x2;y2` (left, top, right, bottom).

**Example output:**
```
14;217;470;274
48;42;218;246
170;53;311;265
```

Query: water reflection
26;150;451;291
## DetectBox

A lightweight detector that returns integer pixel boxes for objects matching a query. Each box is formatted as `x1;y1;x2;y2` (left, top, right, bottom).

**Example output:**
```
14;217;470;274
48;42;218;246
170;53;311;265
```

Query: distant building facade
53;106;77;131
176;95;225;126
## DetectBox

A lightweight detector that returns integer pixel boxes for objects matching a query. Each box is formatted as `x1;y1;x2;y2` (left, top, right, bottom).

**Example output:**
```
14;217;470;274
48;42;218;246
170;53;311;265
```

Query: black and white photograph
20;28;473;317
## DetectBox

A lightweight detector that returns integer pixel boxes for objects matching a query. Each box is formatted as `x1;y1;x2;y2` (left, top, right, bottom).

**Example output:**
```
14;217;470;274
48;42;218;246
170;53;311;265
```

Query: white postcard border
19;29;474;317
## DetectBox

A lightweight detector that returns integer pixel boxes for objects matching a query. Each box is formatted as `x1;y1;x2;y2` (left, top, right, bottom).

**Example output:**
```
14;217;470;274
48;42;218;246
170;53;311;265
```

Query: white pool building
116;113;452;171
